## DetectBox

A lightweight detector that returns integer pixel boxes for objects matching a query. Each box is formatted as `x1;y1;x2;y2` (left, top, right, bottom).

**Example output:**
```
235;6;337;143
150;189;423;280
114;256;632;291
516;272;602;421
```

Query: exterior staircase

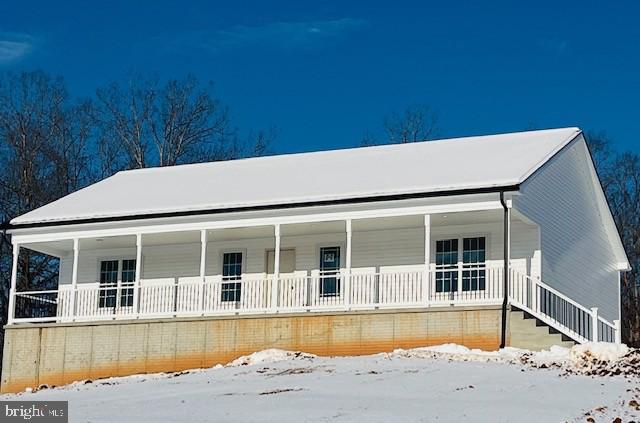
508;270;619;346
509;307;576;350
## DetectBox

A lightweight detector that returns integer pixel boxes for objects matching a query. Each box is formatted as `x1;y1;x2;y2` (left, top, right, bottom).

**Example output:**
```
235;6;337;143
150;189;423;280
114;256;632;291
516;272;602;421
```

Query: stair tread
509;309;576;350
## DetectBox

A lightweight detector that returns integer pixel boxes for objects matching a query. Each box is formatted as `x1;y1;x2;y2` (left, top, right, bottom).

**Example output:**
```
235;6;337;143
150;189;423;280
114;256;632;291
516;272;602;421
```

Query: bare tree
95;75;270;173
151;77;232;166
244;126;277;158
607;152;640;345
362;105;439;146
94;78;155;172
587;132;640;346
0;71;276;371
384;105;439;143
586;130;614;179
0;71;95;362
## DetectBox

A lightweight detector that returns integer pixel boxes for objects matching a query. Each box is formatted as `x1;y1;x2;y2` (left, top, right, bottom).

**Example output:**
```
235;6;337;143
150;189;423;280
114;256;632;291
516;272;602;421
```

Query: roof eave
5;184;521;231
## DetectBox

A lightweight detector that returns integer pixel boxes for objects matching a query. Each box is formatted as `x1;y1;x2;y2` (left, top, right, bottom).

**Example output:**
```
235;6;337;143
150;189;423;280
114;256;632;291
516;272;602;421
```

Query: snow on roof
11;127;581;225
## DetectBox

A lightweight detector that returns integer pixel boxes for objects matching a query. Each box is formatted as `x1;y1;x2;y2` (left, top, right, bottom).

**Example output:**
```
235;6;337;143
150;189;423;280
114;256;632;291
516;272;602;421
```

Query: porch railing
509;269;619;343
11;266;504;322
10;266;620;344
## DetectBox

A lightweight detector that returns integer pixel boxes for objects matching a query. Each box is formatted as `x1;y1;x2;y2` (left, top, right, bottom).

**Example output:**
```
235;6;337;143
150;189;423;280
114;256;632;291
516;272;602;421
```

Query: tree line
0;70;276;350
0;72;638;347
587;131;640;345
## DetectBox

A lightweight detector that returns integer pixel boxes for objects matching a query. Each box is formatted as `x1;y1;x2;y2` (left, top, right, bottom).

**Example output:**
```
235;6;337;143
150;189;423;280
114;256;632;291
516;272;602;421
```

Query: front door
266;249;296;274
319;246;340;297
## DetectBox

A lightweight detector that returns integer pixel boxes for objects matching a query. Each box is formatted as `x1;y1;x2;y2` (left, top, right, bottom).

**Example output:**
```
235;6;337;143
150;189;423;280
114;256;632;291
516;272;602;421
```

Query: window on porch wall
435;237;486;293
462;237;486;291
435;239;458;293
120;259;136;306
221;252;242;302
98;259;136;308
98;260;118;308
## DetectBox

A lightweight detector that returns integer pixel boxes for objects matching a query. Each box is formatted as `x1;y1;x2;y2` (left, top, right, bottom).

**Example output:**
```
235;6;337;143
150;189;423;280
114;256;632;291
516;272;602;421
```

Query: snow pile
391;343;519;363
391;342;639;377
390;343;566;366
227;349;316;366
570;342;629;363
518;345;572;368
565;343;640;377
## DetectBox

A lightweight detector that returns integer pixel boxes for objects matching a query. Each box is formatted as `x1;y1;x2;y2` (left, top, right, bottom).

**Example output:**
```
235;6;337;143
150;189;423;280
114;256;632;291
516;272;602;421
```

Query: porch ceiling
19;209;530;256
20;239;72;257
209;226;274;241
431;209;504;227
353;215;423;231
282;221;345;236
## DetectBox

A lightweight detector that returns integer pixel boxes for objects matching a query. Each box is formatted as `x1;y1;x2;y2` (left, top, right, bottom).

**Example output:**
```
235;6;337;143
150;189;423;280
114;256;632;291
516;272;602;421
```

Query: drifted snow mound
227;349;317;367
570;342;629;363
224;343;638;376
566;343;639;377
391;343;561;365
392;342;639;377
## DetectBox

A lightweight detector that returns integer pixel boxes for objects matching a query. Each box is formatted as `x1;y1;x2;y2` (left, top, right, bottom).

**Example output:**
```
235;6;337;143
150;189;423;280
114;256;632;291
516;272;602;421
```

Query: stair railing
509;269;619;344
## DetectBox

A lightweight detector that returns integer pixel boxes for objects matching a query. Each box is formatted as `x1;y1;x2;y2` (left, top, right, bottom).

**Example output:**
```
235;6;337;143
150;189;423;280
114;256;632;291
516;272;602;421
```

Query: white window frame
432;233;490;294
316;244;344;298
219;250;246;302
96;256;137;309
315;242;346;274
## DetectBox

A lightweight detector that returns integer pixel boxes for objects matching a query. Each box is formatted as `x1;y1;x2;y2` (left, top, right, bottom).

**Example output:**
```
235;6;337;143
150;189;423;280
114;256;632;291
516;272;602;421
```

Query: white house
0;127;629;392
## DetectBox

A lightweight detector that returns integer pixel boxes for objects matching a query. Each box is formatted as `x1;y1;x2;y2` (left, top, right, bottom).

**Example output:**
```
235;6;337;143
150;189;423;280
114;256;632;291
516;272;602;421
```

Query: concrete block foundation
1;306;503;393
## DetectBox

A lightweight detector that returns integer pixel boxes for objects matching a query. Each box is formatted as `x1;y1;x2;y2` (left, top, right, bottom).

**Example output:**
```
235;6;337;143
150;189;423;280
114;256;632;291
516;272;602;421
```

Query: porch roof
10;127;580;226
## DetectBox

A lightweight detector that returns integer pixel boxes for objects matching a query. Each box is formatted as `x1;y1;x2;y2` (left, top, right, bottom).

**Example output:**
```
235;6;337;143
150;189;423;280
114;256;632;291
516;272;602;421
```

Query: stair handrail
509;270;592;315
509;269;621;344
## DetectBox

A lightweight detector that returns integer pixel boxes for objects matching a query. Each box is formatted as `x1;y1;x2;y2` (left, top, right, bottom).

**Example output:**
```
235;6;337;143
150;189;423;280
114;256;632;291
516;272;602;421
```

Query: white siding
514;137;620;321
59;221;539;285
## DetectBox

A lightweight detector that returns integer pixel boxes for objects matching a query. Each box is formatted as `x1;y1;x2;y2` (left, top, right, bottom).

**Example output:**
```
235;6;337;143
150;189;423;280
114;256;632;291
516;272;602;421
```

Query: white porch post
7;243;19;325
70;238;79;321
591;307;599;342
199;229;207;315
344;219;352;309
134;234;142;316
271;224;281;311
423;214;431;306
614;319;621;344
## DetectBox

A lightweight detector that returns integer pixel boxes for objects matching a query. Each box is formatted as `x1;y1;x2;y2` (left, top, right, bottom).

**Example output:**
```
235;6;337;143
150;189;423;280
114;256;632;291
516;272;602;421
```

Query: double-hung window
99;260;119;308
120;259;136;307
435;237;486;293
435;239;458;293
462;237;486;291
221;252;243;302
99;258;136;308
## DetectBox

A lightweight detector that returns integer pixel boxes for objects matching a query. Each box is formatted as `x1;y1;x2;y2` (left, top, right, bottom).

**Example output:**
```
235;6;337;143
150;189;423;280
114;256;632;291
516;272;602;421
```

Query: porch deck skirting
1;305;503;393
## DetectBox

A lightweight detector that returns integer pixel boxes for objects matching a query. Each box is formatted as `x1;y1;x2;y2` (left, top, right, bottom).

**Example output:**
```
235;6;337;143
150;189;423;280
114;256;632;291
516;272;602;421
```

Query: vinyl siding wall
514;137;620;321
58;221;539;286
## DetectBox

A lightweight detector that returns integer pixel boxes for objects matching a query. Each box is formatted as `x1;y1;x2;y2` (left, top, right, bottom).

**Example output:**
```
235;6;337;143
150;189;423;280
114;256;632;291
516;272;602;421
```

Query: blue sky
1;0;639;153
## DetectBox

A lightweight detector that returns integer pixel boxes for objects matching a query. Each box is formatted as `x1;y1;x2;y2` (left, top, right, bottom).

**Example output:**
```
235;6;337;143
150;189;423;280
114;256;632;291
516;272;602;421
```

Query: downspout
499;192;510;349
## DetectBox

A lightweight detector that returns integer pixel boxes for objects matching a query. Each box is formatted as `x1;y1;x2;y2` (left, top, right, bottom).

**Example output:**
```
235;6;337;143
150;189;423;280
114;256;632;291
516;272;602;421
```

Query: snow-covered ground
2;344;639;422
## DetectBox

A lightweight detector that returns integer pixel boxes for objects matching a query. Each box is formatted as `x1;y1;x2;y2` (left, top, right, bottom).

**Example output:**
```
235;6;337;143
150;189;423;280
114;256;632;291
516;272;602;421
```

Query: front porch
7;206;619;344
12;210;519;317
